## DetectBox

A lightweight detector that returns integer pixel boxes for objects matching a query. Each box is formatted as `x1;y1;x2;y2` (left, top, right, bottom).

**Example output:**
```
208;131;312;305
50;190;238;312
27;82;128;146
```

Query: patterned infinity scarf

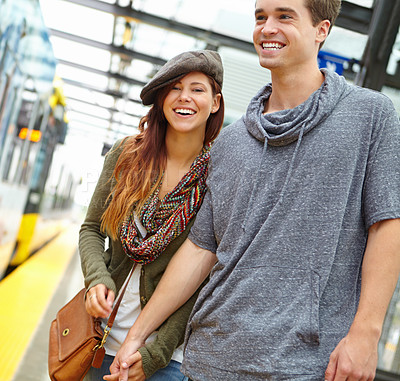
119;144;211;265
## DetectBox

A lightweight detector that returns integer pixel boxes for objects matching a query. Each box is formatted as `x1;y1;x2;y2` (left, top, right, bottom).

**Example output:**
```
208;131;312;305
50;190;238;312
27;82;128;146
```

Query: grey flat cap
140;50;223;106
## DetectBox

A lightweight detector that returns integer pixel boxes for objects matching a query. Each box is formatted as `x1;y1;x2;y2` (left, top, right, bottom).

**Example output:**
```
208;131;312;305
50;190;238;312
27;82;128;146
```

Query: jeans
84;354;188;381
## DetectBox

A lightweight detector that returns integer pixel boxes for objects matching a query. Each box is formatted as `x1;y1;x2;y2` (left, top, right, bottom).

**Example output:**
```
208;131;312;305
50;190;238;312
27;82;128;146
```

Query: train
0;0;75;278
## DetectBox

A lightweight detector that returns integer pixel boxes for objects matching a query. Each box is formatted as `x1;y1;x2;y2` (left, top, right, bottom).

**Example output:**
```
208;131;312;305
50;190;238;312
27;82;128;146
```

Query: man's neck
264;67;325;114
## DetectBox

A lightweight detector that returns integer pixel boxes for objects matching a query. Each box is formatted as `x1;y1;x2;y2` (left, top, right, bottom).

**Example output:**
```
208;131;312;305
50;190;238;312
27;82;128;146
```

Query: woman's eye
280;14;291;20
193;88;205;92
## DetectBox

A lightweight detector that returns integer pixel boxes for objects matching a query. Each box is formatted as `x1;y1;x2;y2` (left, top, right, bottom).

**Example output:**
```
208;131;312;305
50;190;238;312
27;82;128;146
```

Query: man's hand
103;351;144;381
324;326;378;381
85;284;115;319
104;338;145;381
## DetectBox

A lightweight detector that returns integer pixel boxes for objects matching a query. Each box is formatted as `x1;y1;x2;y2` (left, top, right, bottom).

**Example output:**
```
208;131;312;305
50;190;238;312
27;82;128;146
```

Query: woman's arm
104;238;217;381
325;218;400;381
79;140;123;316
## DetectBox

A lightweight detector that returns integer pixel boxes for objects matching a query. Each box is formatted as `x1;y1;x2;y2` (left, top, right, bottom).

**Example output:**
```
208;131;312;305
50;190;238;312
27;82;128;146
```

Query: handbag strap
97;263;137;348
107;262;137;328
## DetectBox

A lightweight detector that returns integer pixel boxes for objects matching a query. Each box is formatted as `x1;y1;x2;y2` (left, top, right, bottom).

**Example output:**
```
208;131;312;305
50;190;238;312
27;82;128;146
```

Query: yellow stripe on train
9;213;39;267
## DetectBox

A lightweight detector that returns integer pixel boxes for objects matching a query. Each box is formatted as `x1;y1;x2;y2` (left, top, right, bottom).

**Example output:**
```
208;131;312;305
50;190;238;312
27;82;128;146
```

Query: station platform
0;222;84;381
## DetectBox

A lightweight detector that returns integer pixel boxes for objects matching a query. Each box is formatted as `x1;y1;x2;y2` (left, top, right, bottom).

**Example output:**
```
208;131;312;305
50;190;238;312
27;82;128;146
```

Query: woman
80;50;224;381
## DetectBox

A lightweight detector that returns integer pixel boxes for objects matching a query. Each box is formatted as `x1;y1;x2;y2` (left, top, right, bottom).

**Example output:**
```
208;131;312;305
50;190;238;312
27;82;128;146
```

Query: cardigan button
141;268;144;276
140;296;147;304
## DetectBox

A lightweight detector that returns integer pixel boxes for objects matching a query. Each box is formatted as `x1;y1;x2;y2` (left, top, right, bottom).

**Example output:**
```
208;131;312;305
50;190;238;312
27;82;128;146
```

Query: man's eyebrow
276;7;297;14
255;7;298;15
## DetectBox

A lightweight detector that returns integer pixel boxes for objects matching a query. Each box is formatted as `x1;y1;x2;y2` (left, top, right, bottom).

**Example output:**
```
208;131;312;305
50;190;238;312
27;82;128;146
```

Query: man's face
253;0;328;73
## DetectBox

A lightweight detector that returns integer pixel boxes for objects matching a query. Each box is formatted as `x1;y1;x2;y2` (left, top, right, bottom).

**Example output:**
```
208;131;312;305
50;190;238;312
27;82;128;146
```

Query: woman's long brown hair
101;74;225;239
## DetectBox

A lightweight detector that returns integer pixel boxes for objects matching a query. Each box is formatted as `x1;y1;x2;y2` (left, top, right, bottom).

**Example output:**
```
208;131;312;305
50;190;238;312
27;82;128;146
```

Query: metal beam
64;95;142;118
57;58;146;87
49;28;167;66
67;116;136;132
336;1;373;35
385;73;400;90
355;0;400;91
62;0;373;51
67;108;138;126
375;368;400;381
60;0;255;52
61;77;142;104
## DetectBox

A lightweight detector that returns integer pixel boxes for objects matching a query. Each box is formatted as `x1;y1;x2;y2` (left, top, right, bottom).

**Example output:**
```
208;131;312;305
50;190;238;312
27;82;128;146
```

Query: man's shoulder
331;80;397;122
346;82;394;108
215;117;248;143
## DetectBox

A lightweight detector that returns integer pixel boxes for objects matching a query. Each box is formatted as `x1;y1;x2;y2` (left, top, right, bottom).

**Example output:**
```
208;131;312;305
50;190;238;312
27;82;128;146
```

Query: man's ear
316;19;331;45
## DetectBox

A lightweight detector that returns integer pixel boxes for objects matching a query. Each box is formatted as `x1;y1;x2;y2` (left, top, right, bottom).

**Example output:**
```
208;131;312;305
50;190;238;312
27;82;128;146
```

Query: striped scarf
120;144;210;265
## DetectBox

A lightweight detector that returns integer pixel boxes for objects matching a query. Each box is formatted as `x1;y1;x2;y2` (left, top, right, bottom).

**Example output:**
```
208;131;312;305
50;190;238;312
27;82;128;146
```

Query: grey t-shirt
182;70;400;380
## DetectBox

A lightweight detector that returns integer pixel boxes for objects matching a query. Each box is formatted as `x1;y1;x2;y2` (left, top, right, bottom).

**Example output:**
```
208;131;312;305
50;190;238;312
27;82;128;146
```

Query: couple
80;0;400;380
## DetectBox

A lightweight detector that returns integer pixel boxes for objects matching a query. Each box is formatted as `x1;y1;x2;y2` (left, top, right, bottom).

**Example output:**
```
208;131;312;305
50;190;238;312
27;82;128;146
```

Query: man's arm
325;218;400;381
104;238;217;381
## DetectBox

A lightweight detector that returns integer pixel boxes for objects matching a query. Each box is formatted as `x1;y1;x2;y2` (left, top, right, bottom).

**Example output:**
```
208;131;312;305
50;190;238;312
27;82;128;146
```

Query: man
107;0;400;380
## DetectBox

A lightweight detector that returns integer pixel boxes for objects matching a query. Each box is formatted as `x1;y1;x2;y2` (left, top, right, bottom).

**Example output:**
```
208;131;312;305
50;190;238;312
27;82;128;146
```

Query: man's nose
261;18;279;35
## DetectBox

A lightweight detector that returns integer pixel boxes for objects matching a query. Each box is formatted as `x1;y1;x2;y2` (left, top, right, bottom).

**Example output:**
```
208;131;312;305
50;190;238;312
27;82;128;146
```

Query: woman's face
162;71;221;139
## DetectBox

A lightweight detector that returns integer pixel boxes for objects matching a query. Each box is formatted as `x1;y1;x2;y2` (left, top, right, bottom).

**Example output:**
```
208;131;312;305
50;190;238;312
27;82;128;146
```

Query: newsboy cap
140;50;223;106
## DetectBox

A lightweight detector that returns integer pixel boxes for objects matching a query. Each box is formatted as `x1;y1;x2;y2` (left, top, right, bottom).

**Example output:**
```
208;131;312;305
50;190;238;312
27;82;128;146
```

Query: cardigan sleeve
138;283;205;378
79;139;124;294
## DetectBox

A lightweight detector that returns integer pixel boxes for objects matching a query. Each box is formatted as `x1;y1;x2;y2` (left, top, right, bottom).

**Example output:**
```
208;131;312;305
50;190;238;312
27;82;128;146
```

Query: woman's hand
104;336;145;381
104;347;145;381
85;284;115;319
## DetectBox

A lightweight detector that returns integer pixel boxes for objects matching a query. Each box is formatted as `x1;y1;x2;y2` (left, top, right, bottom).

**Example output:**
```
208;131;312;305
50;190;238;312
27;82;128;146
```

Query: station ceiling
38;0;400;142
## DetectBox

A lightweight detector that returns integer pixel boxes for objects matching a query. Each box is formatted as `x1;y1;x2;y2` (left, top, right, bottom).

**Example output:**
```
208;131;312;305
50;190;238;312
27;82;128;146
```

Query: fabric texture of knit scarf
120;144;210;265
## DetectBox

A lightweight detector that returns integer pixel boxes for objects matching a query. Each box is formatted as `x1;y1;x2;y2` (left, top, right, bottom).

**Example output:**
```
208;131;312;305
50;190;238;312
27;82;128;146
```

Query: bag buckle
93;325;111;351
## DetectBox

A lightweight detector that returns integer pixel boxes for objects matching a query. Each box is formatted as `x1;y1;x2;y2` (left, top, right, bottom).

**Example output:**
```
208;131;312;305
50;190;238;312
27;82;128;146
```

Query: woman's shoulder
108;136;129;156
104;136;135;166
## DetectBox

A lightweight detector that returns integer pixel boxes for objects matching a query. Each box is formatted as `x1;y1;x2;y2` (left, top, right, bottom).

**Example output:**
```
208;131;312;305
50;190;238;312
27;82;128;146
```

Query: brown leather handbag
48;265;136;381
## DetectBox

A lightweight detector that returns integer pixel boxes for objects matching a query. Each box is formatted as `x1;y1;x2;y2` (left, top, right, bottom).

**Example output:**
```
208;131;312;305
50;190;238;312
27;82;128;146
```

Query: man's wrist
349;314;382;342
127;324;148;344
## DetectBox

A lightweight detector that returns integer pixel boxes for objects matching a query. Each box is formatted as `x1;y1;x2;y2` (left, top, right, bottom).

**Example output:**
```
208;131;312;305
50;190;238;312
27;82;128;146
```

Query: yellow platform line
0;223;80;381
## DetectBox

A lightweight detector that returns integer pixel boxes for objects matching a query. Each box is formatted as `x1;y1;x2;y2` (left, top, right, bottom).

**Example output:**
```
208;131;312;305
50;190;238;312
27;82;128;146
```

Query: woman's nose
178;89;191;101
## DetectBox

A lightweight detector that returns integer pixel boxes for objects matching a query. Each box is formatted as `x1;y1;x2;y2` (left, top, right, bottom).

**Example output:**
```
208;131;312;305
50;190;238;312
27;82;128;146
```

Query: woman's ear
211;93;221;114
316;19;330;45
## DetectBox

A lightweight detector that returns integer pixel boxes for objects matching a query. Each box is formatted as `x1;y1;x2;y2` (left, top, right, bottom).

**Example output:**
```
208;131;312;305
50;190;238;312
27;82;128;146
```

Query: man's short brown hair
305;0;341;31
305;0;341;48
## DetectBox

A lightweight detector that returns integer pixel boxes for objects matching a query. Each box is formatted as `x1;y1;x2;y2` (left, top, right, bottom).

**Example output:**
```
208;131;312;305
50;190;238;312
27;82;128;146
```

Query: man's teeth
175;109;195;115
263;42;284;50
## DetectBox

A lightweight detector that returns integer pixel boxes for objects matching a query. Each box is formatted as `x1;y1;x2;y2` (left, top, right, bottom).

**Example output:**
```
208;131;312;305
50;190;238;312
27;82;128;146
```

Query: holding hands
104;337;146;381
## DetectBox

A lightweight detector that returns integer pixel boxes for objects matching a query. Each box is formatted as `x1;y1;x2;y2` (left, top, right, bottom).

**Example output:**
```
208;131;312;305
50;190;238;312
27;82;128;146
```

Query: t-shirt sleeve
188;189;218;254
363;104;400;229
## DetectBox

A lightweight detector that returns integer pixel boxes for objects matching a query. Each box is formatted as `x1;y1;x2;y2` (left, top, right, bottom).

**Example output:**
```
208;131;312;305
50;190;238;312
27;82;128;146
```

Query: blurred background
0;0;399;380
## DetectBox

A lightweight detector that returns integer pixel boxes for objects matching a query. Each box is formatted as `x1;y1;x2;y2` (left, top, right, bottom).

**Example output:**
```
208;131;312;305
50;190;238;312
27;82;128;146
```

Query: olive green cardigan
79;140;200;378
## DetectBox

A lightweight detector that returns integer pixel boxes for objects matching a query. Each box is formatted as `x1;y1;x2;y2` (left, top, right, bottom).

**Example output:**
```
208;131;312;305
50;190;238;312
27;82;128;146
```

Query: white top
102;263;183;363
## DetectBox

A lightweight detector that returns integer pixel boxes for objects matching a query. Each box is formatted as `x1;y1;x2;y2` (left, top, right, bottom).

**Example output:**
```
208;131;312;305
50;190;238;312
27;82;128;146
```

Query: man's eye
280;14;291;20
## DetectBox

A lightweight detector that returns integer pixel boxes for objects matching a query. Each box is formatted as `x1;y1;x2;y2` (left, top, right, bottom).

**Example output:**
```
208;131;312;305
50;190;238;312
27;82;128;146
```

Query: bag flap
56;289;103;362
